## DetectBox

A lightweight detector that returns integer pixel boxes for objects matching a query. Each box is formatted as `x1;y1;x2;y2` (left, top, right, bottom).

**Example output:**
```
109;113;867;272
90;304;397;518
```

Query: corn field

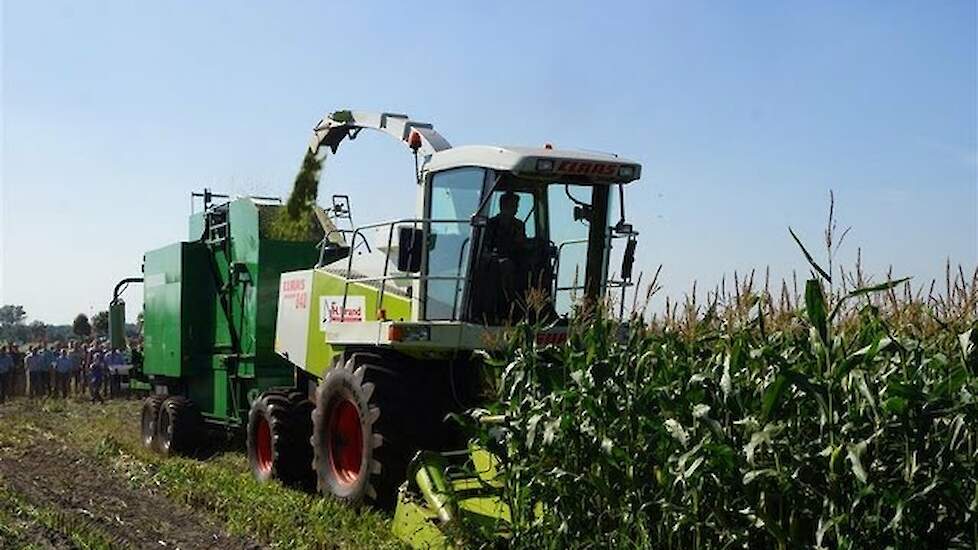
468;256;977;549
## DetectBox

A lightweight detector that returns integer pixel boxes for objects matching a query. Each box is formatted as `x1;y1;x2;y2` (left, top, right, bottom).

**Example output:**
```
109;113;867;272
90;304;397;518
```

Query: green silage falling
270;148;324;241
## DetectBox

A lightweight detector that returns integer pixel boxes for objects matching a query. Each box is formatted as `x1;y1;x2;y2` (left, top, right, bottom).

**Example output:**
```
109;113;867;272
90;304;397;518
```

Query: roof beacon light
536;158;555;172
408;130;423;151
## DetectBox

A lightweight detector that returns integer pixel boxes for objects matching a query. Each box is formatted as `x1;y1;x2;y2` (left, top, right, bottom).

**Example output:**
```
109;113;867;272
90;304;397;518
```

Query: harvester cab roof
424;145;641;185
304;110;642;328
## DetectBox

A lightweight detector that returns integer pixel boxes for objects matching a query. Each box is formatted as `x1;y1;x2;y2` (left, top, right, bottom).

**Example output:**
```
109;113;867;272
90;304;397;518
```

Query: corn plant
470;256;977;548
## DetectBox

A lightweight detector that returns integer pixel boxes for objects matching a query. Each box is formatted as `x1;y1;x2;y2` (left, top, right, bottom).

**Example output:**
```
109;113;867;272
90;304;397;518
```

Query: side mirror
397;227;424;273
574;205;593;222
621;238;637;281
470;214;488;228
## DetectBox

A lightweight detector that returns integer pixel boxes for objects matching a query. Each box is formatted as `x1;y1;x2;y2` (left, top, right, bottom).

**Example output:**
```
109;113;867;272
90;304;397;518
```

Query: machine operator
484;191;526;259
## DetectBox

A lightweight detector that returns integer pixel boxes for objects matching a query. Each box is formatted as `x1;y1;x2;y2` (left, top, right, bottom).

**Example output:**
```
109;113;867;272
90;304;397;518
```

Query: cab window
484;189;537;238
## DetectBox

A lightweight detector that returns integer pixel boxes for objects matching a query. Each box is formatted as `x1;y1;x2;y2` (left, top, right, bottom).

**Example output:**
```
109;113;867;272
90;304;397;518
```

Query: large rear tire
140;394;167;451
247;389;315;489
311;354;412;509
157;396;201;457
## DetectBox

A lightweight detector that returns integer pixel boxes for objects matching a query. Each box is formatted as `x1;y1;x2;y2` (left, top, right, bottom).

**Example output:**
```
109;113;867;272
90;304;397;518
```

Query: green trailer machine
132;191;323;474
118;110;642;547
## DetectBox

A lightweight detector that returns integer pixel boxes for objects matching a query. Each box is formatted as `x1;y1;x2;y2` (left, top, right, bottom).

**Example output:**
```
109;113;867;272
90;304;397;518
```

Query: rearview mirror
621;238;637;281
397;227;424;273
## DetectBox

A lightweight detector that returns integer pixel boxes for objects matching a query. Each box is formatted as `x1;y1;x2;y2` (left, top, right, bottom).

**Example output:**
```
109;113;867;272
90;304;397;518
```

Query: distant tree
73;314;92;337
8;324;29;343
45;325;72;343
0;305;27;327
29;320;47;341
92;310;109;336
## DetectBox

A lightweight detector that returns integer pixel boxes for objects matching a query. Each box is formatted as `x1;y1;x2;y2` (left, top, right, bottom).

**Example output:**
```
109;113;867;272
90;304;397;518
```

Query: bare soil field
0;398;401;550
0;444;258;549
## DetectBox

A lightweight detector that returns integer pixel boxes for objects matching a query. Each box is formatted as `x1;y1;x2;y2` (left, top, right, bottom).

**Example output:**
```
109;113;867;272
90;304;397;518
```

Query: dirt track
0;505;75;550
0;400;264;550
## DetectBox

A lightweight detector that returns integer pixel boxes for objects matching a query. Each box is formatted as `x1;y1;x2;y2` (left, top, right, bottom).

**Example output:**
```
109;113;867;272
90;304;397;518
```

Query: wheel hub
256;417;273;474
158;409;171;450
327;398;363;486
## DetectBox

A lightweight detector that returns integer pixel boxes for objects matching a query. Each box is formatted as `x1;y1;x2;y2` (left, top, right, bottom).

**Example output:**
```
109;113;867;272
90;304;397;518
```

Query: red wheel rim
256;417;273;474
327;398;363;486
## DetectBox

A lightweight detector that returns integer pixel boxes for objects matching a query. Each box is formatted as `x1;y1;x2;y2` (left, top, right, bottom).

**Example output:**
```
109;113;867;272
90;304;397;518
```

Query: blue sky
2;1;975;323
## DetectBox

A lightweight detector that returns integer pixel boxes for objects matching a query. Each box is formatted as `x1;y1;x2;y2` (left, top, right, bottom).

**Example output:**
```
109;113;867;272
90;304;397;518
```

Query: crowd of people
0;340;142;404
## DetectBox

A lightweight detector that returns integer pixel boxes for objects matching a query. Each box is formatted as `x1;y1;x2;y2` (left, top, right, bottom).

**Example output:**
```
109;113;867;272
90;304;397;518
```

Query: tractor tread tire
311;353;415;510
247;389;315;489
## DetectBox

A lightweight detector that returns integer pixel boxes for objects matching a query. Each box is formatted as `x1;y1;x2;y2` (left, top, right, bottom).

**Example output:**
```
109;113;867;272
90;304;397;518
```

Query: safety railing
552;234;636;317
553;238;589;295
321;219;636;323
317;218;473;322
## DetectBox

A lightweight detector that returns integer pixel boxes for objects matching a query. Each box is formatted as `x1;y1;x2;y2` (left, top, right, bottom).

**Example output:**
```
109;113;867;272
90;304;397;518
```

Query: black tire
157;395;201;457
247;389;315;488
140;394;167;451
311;354;414;509
288;390;316;491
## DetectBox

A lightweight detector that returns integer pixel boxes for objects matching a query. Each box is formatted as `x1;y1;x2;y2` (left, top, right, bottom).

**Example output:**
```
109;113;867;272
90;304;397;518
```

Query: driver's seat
467;239;557;325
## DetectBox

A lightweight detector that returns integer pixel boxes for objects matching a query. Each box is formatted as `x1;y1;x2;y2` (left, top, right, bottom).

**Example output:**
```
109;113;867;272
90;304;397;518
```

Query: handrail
553;238;588;296
451;238;471;321
318;228;370;266
552;233;635;318
327;218;635;323
336;218;472;322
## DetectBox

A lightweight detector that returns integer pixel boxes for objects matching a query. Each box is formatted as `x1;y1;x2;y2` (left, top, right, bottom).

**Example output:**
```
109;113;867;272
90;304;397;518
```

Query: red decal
328;302;362;322
555;161;618;177
281;279;306;292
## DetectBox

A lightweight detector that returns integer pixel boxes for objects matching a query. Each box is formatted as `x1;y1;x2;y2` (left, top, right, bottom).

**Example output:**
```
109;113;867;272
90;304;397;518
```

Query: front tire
311;354;410;509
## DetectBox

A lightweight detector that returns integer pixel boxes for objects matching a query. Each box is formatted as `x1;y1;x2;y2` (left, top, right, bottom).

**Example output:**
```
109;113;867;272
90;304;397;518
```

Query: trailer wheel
311;354;411;509
140;394;167;451
157;396;201;457
247;389;314;488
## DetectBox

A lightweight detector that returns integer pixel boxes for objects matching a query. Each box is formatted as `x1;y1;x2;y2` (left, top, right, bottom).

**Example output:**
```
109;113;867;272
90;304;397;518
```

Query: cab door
422;167;487;320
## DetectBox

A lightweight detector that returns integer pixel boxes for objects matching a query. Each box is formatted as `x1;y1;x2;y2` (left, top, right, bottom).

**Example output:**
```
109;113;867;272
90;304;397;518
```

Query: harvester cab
275;111;641;374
